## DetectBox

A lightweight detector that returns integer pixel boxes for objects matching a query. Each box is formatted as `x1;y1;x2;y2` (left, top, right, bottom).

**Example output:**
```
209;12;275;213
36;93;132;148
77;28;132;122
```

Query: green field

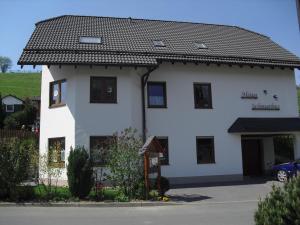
0;73;41;99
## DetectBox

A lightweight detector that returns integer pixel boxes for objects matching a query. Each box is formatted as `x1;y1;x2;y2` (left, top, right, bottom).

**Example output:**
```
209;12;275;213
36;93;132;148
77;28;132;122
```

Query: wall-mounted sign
252;103;280;111
241;91;258;99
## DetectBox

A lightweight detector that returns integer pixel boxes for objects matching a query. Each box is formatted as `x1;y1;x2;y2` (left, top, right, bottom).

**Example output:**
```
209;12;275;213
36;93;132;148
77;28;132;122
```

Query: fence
0;129;39;140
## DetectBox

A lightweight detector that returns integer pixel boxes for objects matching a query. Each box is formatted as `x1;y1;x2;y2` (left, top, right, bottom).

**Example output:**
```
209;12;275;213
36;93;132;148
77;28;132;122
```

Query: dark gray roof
228;117;300;133
19;15;300;68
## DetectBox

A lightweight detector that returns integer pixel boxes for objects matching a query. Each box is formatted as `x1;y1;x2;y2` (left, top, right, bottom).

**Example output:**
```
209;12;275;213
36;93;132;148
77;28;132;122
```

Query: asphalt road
0;202;256;225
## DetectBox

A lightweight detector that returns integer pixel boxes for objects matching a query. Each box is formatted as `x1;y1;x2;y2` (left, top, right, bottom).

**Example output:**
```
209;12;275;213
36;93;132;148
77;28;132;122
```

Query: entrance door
242;139;262;176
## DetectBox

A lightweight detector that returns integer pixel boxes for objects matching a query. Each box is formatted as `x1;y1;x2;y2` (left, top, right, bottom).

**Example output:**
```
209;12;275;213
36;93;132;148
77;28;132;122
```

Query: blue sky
1;0;300;82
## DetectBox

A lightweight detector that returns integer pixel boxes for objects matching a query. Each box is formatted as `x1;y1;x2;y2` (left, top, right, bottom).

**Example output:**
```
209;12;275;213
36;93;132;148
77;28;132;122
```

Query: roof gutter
141;66;158;142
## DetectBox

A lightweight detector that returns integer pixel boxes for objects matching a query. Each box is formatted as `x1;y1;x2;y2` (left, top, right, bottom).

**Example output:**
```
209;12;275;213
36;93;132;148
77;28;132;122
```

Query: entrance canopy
228;117;300;133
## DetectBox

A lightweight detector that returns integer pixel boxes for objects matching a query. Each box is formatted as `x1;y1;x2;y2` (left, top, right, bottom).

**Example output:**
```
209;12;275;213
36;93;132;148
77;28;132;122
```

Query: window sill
49;162;65;168
90;101;117;104
197;162;216;165
49;103;66;109
194;107;213;109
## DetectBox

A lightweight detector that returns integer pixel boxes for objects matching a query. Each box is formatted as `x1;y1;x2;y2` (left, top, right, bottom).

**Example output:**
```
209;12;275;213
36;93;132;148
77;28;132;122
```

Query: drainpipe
141;66;158;142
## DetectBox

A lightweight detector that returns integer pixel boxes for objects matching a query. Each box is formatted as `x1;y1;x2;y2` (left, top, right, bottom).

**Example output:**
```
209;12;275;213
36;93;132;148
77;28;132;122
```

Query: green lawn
0;73;41;99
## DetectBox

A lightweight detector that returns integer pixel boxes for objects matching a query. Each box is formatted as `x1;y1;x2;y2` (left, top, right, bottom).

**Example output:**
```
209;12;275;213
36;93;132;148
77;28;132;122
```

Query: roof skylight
79;36;102;44
153;40;165;47
195;42;208;49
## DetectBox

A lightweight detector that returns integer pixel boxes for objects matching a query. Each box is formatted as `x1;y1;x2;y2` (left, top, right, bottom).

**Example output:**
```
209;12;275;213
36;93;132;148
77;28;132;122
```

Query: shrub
67;146;94;199
10;185;35;201
3;99;37;129
106;128;143;200
0;138;37;199
255;176;300;225
154;176;170;196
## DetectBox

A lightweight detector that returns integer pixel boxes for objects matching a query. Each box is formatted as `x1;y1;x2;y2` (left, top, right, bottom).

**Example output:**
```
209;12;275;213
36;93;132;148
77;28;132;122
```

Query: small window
153;40;165;47
157;137;169;165
195;42;208;49
49;79;67;107
6;105;14;112
147;82;167;108
90;136;114;166
194;83;212;109
196;137;215;164
90;77;117;103
79;36;102;44
48;137;65;168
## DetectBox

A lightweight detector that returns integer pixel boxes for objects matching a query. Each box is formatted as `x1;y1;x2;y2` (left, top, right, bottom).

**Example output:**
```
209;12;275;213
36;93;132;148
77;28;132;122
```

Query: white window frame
6;104;14;113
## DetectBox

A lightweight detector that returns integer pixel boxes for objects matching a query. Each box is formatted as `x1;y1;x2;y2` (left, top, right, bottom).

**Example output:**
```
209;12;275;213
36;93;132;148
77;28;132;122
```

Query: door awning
228;117;300;133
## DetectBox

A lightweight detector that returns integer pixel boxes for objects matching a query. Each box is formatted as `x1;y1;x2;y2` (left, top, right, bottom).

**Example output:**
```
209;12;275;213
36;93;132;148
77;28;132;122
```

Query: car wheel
277;170;288;182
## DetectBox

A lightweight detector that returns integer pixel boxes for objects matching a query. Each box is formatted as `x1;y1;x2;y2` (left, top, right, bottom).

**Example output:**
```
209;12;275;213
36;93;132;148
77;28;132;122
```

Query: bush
3;99;37;129
154;176;170;196
106;128;144;200
34;185;72;201
255;176;300;225
67;146;94;199
9;185;35;201
0;138;38;199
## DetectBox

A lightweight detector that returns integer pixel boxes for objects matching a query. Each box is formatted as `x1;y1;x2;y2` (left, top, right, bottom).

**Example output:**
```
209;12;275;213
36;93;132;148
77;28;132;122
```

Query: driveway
0;179;281;225
167;178;282;203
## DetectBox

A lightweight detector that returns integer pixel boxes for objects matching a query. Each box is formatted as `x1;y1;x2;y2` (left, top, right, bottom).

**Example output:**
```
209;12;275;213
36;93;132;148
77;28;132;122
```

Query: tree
0;56;12;73
106;128;144;200
67;146;94;199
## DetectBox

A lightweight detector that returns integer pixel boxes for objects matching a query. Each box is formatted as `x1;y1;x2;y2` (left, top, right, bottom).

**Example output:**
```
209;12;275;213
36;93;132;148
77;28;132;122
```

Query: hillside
0;73;41;99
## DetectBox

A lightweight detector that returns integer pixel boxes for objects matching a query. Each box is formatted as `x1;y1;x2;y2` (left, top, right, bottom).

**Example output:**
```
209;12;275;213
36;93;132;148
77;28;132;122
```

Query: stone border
0;201;180;207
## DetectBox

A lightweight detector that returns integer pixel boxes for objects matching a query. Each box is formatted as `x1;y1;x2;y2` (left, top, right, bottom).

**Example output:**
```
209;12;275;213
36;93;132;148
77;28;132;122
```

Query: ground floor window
157;137;169;165
273;135;294;164
196;137;215;164
48;137;65;168
90;136;114;166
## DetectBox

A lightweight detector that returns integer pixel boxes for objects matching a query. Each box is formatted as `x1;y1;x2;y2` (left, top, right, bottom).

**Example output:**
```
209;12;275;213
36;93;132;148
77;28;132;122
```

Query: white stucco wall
40;63;299;181
146;63;298;179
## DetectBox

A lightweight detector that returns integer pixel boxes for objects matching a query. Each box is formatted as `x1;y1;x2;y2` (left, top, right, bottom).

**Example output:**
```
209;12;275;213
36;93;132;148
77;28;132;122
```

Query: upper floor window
90;77;117;103
48;137;65;168
90;136;114;166
157;137;169;165
147;82;167;108
49;79;66;107
196;137;215;164
194;83;212;109
79;36;102;44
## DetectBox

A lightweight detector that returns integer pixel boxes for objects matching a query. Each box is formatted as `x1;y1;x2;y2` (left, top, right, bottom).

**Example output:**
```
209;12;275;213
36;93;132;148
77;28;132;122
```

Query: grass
0;73;41;99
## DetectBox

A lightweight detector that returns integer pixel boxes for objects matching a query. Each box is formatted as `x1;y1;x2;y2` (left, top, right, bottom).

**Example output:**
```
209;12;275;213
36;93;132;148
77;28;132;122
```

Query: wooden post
144;152;149;199
157;154;161;196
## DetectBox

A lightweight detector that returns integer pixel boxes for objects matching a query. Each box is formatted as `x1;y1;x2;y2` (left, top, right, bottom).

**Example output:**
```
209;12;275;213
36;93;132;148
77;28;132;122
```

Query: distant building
1;95;24;114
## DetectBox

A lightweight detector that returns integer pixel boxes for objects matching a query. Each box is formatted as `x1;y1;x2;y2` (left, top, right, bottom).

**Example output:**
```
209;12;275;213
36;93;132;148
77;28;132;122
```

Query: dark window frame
49;79;67;108
5;104;14;112
90;136;114;166
196;136;215;164
193;83;213;109
48;137;65;168
157;136;169;166
147;81;167;108
90;76;117;104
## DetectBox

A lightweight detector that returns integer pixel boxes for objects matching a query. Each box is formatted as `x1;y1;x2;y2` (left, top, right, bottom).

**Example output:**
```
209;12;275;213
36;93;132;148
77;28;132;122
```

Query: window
196;137;215;164
194;83;212;109
90;136;114;166
147;82;167;108
194;42;208;49
79;36;102;44
5;105;14;112
157;137;169;165
153;40;165;47
48;137;65;167
49;79;67;107
90;77;117;103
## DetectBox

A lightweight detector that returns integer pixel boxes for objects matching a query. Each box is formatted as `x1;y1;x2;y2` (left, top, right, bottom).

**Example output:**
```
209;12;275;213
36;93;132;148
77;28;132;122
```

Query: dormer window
79;36;102;44
153;40;165;47
195;42;208;49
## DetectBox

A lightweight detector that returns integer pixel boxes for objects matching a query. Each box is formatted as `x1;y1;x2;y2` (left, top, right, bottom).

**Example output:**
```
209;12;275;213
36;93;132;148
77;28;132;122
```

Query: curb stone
0;201;180;207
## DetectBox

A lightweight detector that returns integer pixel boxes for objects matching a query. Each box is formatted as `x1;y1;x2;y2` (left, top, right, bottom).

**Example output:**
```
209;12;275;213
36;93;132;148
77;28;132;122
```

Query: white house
1;95;24;114
19;15;300;185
